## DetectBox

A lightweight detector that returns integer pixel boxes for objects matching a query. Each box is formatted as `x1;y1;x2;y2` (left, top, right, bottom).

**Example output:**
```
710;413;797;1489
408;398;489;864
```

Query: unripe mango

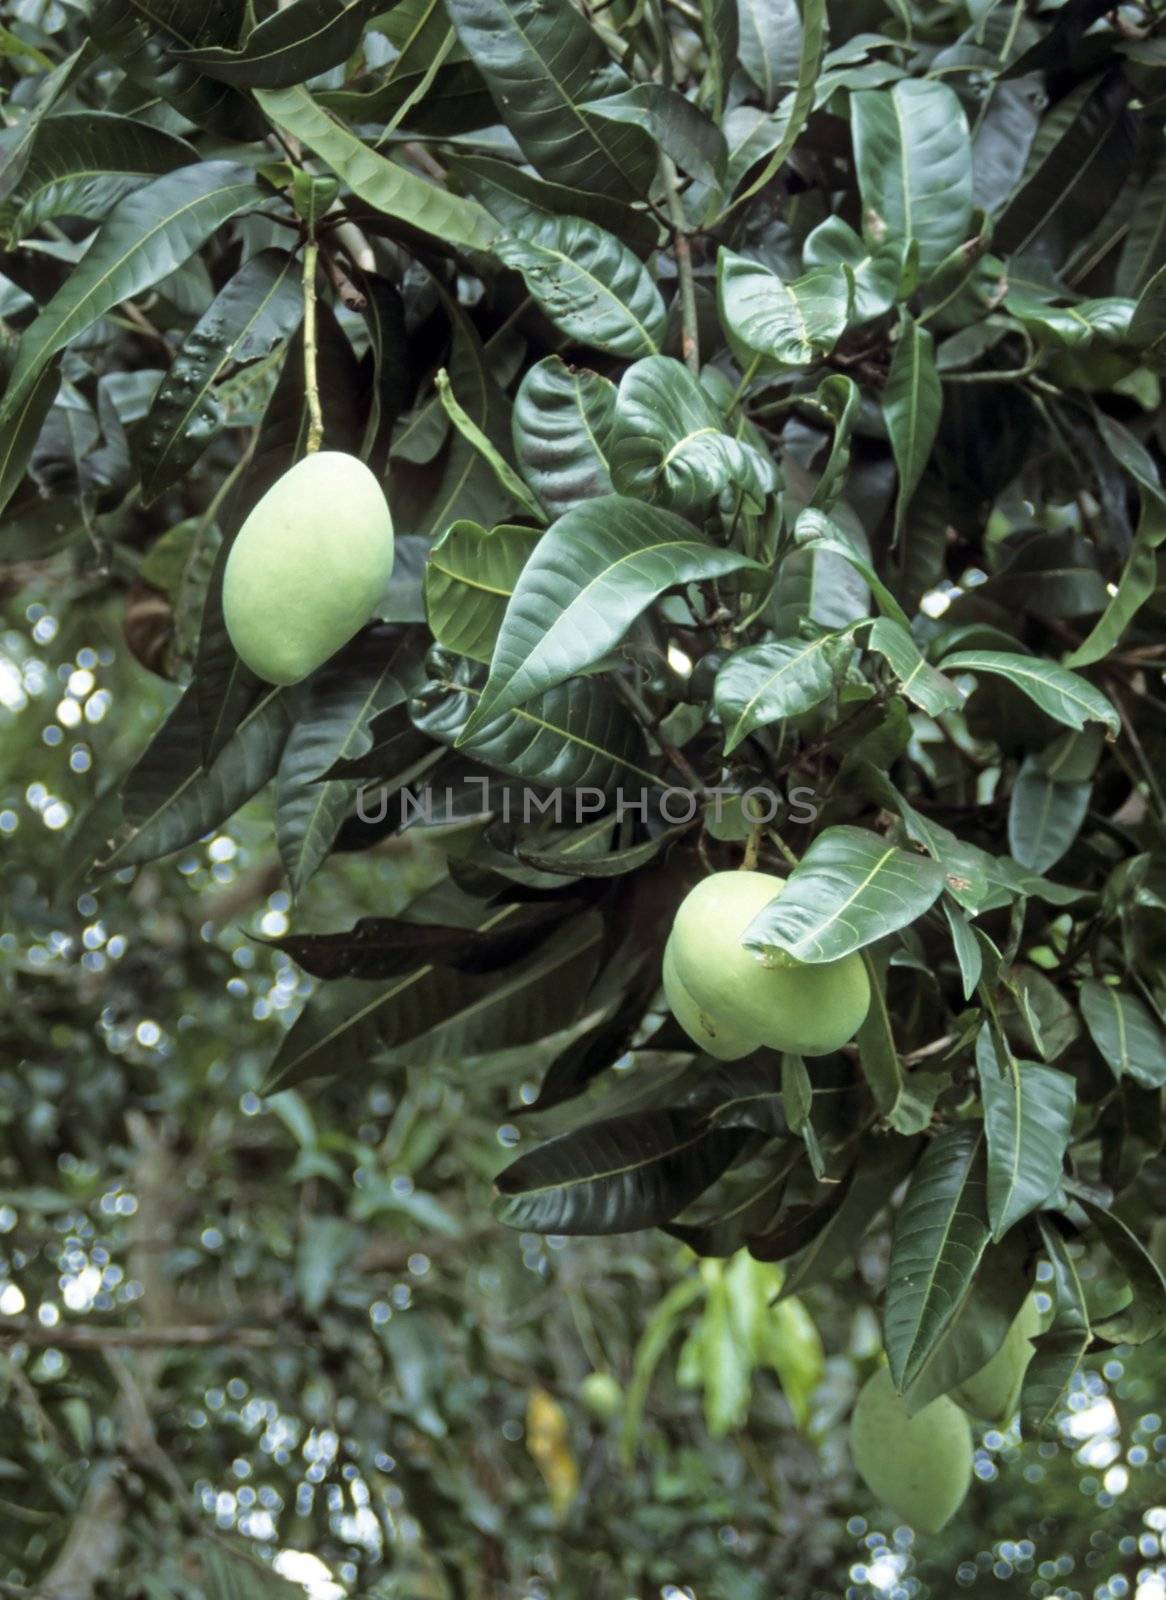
663;933;761;1060
223;451;394;685
579;1371;623;1421
953;1293;1045;1424
667;871;870;1058
850;1366;973;1533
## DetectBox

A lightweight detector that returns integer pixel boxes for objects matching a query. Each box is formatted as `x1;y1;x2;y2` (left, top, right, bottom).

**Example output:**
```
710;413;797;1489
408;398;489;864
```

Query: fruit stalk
301;238;324;456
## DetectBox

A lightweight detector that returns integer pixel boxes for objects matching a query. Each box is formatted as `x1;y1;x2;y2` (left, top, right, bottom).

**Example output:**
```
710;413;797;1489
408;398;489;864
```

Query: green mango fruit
953;1293;1045;1424
579;1371;623;1421
223;451;394;685
667;870;870;1058
663;933;761;1060
850;1366;973;1534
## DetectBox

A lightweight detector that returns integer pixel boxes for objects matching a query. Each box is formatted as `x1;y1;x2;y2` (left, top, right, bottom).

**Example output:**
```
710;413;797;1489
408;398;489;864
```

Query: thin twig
302;239;324;454
0;1319;287;1349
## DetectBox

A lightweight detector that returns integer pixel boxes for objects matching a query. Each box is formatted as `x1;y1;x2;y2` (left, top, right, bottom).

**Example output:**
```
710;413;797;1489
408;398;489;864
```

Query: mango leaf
434;368;546;522
1021;1220;1090;1434
512;355;616;519
0;362;60;519
742;824;945;964
0;41;88;203
413;671;657;793
425;521;541;665
1116;142;1166;296
493;1111;749;1234
853;947;902;1116
1065;414;1166;668
0;161;269;426
1080;1199;1166;1347
268;904;565;982
994;73;1135;269
275;637;418;894
0;112;194;242
1079;979;1166;1088
736;0;801;109
903;1231;1033;1416
139;249;303;502
940;650;1119;736
806;373;860;510
793;508;909;630
881;313;941;545
608;355;777;512
407;296;520;536
266;912;604;1091
714;633;850;755
96;686;295;872
717;250;851;368
778;1134;922;1298
884;1123;990;1394
449;151;661;259
254;85;498;254
1007;756;1090;874
585;85;726;187
723;0;825;215
864;617;963;717
1130;260;1166;368
174;0;384;88
803;215;912;323
945;899;983;1001
443;0;656;199
976;1029;1075;1242
495;216;666;359
460;495;765;734
852;80;974;277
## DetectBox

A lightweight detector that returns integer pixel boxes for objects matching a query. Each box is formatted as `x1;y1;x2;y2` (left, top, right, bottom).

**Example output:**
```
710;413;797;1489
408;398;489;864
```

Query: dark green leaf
1079;979;1166;1088
976;1029;1075;1241
139;249;303;502
714;633;850;755
940;650;1119;736
884;1123;990;1393
424;521;540;665
443;0;656;199
718;250;851;369
742;824;945;964
881;313;941;546
175;0;384;88
461;495;765;733
493;1111;749;1234
512;355;616;519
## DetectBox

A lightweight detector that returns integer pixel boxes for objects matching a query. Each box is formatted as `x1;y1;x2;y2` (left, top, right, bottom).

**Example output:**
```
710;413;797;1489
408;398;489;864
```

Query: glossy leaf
425;521;541;665
1079;980;1166;1088
852;80;974;277
586;86;726;187
0;162;268;424
724;0;825;215
717;250;851;369
266;913;604;1091
608;355;777;512
1021;1221;1090;1434
461;495;765;733
881;313;941;545
512;356;616;519
434;368;546;523
174;0;384;88
139;249;303;502
0;112;194;242
493;1111;749;1234
413;671;657;793
976;1029;1075;1241
1007;756;1090;874
865;617;963;717
254;85;498;254
884;1123;990;1393
736;0;801;109
443;0;656;199
714;634;849;755
495;216;666;359
940;650;1120;736
1080;1199;1166;1347
742;824;946;965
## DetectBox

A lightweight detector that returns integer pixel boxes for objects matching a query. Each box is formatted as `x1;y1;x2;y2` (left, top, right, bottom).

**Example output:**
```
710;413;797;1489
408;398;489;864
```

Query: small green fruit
667;871;870;1058
223;451;394;685
663;934;761;1060
850;1366;973;1534
953;1293;1045;1424
579;1371;623;1421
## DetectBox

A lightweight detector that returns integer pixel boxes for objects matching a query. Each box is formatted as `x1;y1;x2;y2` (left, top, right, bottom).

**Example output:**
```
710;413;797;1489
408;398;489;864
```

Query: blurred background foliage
2;591;1165;1600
